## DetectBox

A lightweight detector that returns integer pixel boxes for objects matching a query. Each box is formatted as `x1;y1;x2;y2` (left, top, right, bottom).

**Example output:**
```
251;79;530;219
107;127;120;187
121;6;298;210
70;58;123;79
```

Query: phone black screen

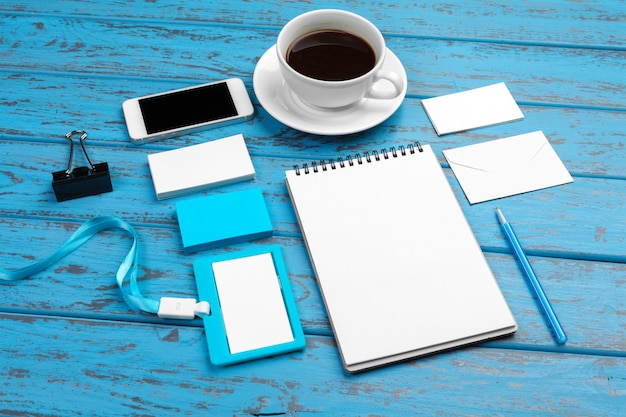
139;82;238;134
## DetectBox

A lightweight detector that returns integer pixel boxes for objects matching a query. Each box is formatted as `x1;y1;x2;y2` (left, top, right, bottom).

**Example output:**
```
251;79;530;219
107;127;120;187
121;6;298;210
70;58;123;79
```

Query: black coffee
286;30;376;81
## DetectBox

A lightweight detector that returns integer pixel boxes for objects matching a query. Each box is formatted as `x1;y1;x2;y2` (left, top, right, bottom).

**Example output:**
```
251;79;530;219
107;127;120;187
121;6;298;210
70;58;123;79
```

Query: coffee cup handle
365;70;405;100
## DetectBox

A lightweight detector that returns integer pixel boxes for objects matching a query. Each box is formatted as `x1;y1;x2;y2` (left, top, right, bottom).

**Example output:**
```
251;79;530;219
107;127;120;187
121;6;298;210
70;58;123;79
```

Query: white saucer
253;45;407;135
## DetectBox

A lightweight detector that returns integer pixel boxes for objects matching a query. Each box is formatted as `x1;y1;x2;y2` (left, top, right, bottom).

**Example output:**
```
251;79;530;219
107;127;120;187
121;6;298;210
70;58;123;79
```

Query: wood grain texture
1;0;624;47
2;313;626;416
0;0;625;415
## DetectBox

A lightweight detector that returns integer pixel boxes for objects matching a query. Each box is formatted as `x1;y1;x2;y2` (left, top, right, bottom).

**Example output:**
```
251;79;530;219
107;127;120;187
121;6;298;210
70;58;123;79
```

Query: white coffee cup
276;9;405;109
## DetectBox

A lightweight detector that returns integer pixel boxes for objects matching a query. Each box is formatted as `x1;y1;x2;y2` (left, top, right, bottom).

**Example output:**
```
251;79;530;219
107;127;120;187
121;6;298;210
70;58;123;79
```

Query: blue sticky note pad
194;245;305;366
176;188;273;253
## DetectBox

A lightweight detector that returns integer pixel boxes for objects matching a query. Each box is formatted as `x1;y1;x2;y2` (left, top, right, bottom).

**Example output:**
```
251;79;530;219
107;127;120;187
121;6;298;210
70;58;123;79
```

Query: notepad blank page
286;146;516;369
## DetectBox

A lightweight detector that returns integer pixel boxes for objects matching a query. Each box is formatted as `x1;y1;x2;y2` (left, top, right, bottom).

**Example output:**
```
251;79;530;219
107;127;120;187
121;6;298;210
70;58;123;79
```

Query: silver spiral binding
293;142;423;175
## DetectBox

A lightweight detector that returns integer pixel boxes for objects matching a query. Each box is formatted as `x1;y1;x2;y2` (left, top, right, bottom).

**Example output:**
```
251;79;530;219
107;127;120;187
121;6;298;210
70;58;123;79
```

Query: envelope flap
444;131;549;175
443;130;573;204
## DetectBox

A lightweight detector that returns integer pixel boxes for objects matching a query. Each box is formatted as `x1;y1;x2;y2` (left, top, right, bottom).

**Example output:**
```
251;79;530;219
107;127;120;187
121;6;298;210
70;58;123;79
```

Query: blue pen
496;207;568;345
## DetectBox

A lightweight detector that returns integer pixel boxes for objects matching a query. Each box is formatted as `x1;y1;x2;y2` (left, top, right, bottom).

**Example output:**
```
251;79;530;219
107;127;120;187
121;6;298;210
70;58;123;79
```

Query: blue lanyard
0;216;209;318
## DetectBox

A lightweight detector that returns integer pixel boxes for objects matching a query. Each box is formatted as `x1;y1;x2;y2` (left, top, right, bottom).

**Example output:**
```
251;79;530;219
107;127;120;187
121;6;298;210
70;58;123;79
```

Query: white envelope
443;131;573;204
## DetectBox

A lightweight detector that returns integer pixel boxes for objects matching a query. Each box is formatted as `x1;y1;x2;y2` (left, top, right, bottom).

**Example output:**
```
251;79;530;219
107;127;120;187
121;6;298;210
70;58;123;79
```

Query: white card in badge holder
193;245;305;366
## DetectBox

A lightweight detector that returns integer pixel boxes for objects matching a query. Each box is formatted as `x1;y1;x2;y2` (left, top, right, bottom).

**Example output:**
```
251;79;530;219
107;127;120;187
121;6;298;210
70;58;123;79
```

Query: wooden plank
1;70;625;177
1;2;624;417
0;218;624;352
1;0;624;47
1;16;625;109
1;313;625;416
0;138;624;258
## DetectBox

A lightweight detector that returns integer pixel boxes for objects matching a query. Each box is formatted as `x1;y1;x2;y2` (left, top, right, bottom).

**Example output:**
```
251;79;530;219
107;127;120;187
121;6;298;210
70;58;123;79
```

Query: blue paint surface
0;1;625;415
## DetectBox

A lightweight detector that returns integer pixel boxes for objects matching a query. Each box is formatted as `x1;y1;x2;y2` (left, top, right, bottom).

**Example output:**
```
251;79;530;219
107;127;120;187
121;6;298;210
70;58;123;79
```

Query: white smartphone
122;78;254;143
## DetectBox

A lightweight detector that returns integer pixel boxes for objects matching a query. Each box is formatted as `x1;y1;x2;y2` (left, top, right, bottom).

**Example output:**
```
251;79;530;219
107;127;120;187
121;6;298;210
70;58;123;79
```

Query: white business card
421;82;524;135
147;133;255;200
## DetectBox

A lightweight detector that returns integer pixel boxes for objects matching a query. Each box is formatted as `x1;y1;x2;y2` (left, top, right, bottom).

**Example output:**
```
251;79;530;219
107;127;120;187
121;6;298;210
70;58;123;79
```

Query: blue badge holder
193;245;305;366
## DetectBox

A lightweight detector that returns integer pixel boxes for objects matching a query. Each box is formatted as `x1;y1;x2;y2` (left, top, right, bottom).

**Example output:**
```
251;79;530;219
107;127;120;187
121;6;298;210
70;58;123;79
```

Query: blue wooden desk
1;1;625;415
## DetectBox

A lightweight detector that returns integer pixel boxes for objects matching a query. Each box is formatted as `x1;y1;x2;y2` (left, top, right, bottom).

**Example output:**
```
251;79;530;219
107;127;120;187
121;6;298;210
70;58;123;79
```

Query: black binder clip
52;130;113;202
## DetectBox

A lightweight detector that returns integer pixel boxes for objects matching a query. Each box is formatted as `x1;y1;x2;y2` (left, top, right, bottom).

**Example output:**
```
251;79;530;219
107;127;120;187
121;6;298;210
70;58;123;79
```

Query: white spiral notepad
286;144;517;372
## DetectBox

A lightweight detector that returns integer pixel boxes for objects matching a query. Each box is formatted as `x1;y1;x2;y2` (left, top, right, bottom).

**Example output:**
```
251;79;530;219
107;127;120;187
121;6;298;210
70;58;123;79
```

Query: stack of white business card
147;133;255;200
421;82;524;135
